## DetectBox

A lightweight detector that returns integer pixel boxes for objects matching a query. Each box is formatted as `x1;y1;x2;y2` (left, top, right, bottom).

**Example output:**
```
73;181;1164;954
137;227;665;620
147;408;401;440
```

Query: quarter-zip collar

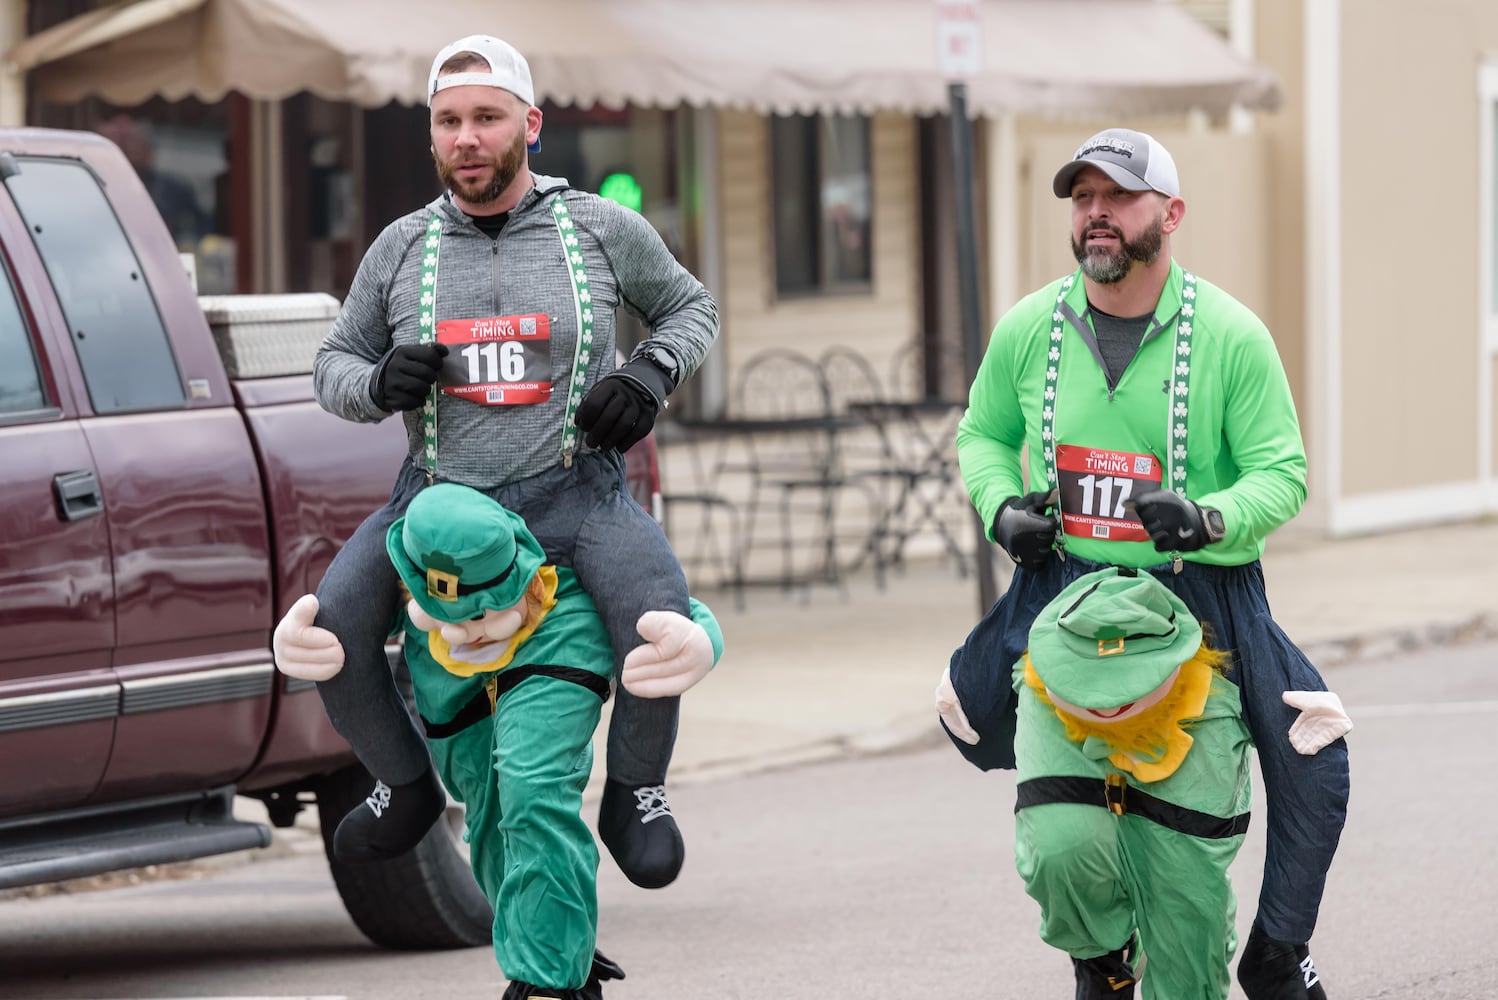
1056;260;1187;387
426;172;573;235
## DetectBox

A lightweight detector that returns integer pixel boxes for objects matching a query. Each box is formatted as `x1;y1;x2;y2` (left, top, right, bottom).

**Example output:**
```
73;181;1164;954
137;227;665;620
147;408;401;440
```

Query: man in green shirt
936;128;1350;999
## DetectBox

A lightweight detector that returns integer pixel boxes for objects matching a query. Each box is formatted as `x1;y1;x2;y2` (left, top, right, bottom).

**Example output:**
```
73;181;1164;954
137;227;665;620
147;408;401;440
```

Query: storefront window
532;106;682;252
530;105;683;350
771;114;873;297
283;94;364;298
30;97;238;295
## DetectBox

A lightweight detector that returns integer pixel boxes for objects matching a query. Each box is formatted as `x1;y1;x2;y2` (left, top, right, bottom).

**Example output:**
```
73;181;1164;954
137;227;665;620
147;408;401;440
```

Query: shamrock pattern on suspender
551;196;595;468
1040;269;1199;507
415;198;596;479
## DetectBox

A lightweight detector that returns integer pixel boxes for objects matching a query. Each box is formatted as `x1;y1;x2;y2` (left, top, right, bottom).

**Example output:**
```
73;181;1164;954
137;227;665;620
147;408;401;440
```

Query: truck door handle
53;470;103;522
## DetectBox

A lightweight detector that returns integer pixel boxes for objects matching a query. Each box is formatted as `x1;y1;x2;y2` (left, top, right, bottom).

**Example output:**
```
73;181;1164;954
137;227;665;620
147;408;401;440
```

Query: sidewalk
642;516;1498;790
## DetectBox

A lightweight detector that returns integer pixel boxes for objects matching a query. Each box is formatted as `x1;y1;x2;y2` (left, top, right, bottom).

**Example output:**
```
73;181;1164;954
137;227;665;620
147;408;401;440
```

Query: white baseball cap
428;34;540;152
1052;128;1180;199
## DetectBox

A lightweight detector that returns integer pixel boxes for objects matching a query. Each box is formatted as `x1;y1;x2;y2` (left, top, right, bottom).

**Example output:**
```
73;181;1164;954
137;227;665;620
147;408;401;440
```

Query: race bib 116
436;314;553;405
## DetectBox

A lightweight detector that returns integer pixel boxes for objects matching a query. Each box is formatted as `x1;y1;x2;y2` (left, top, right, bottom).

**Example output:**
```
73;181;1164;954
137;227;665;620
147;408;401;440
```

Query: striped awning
8;0;1279;118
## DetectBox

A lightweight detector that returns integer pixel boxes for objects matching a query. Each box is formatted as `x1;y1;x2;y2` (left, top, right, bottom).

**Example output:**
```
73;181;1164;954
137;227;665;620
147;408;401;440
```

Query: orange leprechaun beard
1022;644;1233;782
397;572;554;672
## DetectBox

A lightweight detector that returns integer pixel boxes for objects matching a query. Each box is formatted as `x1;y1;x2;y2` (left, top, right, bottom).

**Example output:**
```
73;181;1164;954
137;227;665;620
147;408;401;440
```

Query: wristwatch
1201;506;1226;544
636;344;680;387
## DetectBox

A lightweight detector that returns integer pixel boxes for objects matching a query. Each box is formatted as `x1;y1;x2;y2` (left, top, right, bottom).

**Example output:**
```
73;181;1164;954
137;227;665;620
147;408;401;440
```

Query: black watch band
637;345;680;387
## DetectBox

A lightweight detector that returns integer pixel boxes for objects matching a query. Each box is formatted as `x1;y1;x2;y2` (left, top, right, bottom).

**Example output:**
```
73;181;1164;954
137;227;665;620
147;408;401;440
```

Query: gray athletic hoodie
314;173;718;488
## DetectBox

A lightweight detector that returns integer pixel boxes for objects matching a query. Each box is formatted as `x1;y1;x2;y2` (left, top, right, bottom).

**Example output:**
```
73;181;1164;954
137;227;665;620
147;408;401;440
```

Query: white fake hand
936;664;979;745
272;594;345;681
1282;690;1353;755
620;611;714;698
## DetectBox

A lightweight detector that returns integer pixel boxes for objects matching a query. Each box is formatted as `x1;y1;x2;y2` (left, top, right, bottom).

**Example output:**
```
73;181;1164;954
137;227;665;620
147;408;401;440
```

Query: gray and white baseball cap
429;34;534;106
428;34;541;153
1052;128;1180;199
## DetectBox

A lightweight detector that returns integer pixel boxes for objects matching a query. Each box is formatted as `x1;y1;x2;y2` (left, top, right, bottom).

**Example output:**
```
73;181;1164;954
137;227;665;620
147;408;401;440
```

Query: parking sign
934;0;982;80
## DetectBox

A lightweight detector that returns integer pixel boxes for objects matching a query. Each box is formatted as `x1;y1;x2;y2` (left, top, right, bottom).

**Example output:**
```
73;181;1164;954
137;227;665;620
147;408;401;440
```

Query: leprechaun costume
1013;566;1253;999
386;484;724;998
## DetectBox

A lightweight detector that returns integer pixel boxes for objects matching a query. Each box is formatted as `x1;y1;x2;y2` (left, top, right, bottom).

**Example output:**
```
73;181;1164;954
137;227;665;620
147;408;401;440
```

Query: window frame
4;155;186;416
0;241;57;425
769;113;875;300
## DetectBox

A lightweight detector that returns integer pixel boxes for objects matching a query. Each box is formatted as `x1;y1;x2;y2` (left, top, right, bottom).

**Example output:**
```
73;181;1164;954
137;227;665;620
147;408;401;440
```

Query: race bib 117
1055;444;1162;542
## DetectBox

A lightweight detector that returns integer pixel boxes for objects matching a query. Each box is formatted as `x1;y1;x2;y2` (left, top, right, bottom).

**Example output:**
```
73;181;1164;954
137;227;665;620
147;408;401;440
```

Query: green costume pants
404;577;722;991
424;671;604;989
1013;667;1253;1000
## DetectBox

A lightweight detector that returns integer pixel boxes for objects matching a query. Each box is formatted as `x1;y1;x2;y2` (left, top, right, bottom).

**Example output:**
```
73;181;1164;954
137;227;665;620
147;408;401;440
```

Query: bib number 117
1075;474;1134;519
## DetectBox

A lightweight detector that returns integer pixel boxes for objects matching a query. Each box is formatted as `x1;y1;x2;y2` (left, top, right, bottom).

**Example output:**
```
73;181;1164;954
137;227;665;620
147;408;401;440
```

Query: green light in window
599;172;643;213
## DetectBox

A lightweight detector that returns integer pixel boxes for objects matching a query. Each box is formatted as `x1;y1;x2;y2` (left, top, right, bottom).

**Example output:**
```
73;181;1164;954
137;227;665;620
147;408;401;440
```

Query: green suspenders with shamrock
414;194;595;483
1038;268;1199;566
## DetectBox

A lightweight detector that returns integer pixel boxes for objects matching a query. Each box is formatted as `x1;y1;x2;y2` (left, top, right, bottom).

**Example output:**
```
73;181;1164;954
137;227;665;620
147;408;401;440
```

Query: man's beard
1071;215;1164;284
434;131;526;207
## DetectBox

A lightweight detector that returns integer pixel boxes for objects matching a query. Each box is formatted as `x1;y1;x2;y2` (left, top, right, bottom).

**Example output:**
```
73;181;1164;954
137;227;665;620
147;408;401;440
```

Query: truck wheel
315;761;492;950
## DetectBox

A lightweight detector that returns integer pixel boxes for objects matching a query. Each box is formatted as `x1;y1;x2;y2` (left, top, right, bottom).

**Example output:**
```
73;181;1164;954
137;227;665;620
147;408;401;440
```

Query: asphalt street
0;641;1494;999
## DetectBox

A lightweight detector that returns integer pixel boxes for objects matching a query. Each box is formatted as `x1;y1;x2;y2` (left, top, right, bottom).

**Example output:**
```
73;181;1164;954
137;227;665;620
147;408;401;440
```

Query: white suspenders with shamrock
415;194;595;483
1039;268;1198;562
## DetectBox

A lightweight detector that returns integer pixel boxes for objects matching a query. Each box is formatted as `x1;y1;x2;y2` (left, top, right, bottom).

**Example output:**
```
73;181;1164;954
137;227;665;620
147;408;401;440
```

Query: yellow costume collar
1023;645;1228;782
426;566;559;676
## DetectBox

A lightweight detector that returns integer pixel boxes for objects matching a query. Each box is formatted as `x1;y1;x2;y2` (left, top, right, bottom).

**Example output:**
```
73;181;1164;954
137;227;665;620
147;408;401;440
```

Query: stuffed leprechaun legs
1012;568;1254;999
386;483;724;994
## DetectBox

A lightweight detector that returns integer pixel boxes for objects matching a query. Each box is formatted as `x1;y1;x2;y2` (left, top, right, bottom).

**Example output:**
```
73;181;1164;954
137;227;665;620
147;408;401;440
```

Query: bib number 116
460;341;526;384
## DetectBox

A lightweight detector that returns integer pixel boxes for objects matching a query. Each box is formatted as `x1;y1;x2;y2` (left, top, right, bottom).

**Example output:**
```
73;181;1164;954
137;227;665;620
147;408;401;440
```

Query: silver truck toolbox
198;292;341;378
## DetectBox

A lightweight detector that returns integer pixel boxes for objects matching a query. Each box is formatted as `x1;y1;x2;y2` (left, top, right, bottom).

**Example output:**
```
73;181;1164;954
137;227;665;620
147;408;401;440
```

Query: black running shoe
502;983;589;1000
588;948;626;985
1238;922;1328;999
598;779;683;889
1073;936;1138;999
501;951;624;1000
331;768;445;863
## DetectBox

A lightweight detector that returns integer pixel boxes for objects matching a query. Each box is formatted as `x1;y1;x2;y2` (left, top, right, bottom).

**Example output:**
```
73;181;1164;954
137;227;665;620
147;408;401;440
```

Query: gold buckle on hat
427;567;460;602
1105;773;1128;816
1098;637;1126;657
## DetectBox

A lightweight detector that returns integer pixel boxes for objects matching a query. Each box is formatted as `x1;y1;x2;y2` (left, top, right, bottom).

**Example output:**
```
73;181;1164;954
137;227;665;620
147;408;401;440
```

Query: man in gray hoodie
306;33;719;896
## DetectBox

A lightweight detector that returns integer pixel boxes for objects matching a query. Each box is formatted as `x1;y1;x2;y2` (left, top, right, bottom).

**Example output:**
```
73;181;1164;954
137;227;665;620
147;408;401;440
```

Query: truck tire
315;760;492;950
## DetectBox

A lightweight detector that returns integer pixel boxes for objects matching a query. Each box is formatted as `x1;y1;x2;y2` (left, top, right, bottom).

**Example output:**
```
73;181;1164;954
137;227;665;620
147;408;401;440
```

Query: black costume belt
420;664;612;740
1015;774;1250;840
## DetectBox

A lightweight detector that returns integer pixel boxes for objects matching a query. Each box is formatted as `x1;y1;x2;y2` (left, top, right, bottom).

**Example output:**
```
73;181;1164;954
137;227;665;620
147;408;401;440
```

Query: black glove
575;357;674;452
1132;487;1210;552
370;343;449;412
991;491;1058;569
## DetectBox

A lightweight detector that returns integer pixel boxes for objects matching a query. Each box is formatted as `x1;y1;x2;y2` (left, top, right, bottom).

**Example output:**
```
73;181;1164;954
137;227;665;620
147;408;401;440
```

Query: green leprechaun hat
386;483;545;625
1026;566;1202;710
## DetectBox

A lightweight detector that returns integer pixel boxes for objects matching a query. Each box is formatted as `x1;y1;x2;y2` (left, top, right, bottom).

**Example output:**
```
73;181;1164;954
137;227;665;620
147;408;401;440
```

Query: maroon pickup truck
0;126;628;949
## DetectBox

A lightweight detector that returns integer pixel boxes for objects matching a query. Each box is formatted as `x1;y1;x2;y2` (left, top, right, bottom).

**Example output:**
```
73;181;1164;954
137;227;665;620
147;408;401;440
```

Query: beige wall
1335;4;1492;501
1256;0;1309;451
716;110;920;403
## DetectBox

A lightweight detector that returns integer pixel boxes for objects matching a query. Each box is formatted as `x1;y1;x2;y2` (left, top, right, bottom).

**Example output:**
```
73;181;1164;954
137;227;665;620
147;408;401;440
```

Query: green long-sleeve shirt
957;262;1306;567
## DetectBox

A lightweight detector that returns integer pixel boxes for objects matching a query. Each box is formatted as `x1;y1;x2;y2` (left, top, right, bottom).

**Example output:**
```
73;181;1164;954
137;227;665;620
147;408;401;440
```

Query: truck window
0;262;45;416
4;157;185;413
